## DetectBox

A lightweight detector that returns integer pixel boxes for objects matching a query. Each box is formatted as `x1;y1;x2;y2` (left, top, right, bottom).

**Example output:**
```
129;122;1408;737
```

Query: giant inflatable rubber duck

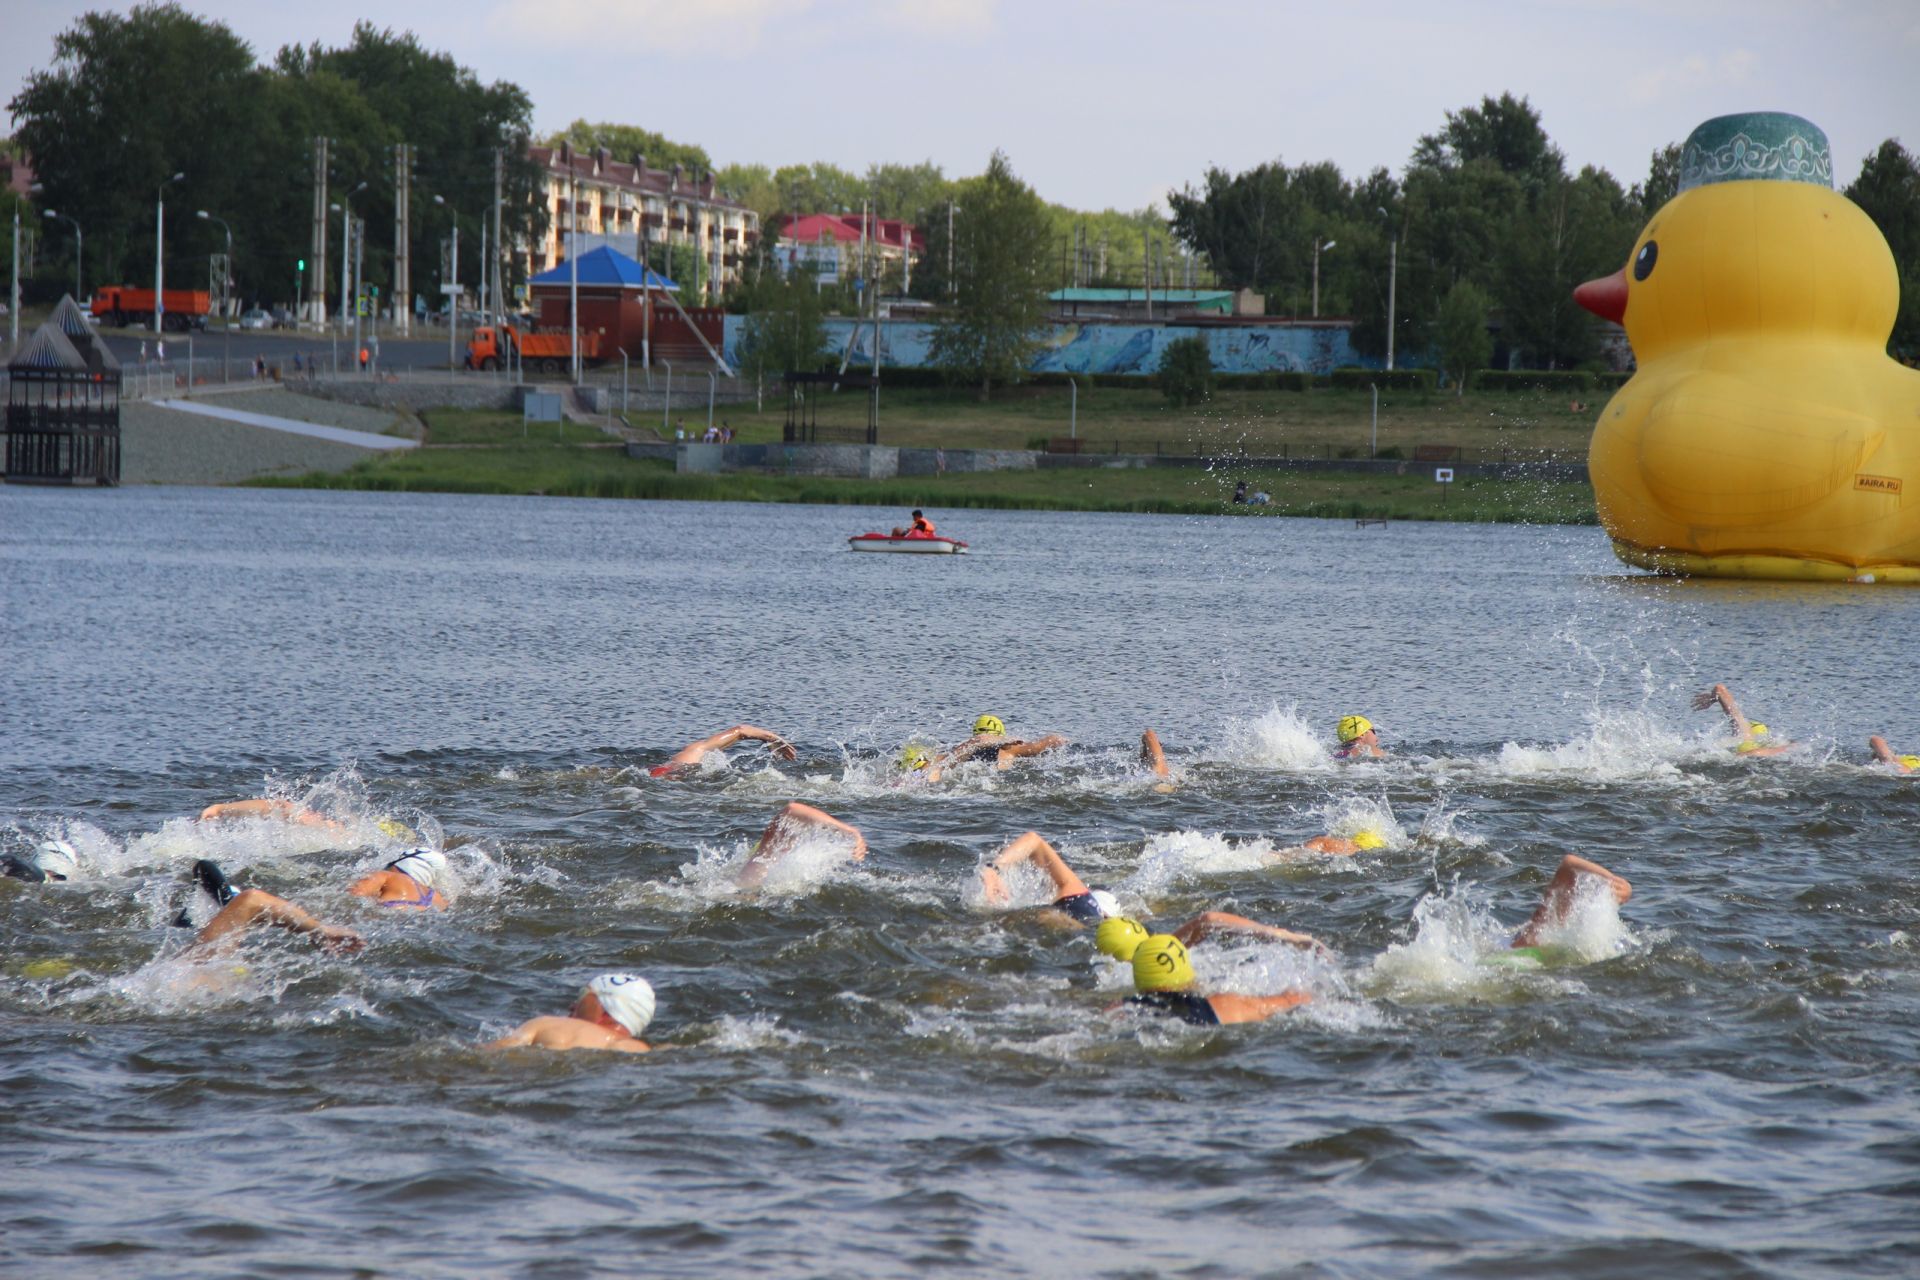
1575;112;1920;583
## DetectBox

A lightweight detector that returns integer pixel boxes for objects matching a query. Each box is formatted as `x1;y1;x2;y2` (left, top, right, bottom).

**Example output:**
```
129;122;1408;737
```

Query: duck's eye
1633;240;1658;281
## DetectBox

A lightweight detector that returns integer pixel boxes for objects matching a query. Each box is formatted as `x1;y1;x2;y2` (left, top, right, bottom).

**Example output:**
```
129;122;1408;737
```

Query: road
95;324;461;372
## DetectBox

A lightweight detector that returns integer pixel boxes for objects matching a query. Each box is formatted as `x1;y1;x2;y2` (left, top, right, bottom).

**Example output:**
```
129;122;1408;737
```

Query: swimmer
486;974;658;1054
1509;854;1632;950
1333;715;1386;760
1;839;82;884
1114;933;1313;1026
198;798;346;829
979;830;1122;926
925;714;1069;781
1300;828;1387;856
1096;912;1328;961
1868;736;1918;773
650;724;797;779
1691;683;1791;757
184;848;451;950
736;802;867;889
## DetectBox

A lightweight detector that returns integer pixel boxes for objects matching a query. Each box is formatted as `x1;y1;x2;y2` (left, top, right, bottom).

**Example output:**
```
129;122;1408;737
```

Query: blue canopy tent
529;245;677;291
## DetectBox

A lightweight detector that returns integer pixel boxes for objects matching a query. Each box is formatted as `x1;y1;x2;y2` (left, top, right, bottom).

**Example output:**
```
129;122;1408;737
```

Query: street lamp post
434;194;461;372
1377;207;1399;371
155;171;184;333
1311;237;1337;318
42;210;82;300
197;210;233;382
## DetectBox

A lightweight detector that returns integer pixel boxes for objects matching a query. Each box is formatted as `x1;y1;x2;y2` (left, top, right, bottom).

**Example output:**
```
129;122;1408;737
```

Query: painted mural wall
721;316;1376;375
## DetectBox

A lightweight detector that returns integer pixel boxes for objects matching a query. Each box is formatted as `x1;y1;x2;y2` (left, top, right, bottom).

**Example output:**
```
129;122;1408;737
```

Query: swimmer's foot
173;859;240;928
194;859;238;906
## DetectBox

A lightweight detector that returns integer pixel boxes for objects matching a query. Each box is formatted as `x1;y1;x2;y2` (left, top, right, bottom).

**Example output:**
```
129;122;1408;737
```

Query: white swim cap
587;973;655;1036
35;840;81;882
1089;889;1121;919
388;848;448;891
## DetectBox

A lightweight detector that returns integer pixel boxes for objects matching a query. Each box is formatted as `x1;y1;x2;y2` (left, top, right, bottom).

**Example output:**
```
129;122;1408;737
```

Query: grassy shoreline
247;397;1600;525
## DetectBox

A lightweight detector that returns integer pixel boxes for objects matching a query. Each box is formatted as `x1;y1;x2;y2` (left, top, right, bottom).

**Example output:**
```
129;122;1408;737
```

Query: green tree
867;160;950;221
1157;334;1214;405
543;119;709;175
1501;166;1638;368
1412;92;1565;196
1435;281;1494;395
928;151;1052;399
1633;142;1683;219
10;3;257;293
1845;138;1920;356
735;268;829;381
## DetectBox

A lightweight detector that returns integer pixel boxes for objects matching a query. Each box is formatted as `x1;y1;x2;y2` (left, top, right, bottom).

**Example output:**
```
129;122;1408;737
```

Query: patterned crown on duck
1677;112;1833;194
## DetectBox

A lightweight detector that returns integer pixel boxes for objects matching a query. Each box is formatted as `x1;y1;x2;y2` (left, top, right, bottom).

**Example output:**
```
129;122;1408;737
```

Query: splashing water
1214;704;1336;770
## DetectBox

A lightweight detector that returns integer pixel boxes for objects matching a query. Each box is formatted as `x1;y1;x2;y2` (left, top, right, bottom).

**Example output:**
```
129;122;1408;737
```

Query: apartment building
527;142;759;302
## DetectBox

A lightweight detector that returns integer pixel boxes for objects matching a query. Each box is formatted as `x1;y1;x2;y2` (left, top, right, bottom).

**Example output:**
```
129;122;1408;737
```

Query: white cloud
874;0;998;38
484;0;815;55
1624;47;1757;105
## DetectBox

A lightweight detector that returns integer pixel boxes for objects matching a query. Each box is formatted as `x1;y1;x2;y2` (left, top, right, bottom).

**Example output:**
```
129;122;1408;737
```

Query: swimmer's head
34;840;80;882
1132;934;1195;992
1337;715;1373;744
376;818;420;843
1088;889;1121;920
586;973;655;1036
898;744;930;772
1096;916;1149;960
1747;723;1769;740
1900;754;1920;771
973;714;1005;737
387;848;448;891
1352;829;1386;851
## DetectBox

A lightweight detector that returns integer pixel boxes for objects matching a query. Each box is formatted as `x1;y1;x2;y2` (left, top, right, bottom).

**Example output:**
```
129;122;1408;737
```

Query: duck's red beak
1574;269;1628;324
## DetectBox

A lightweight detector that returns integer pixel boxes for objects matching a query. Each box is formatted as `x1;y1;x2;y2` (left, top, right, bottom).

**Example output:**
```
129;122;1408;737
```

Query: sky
4;0;1917;212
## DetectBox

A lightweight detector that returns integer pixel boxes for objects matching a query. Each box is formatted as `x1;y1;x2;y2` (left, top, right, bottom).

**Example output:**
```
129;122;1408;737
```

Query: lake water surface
3;486;1917;1278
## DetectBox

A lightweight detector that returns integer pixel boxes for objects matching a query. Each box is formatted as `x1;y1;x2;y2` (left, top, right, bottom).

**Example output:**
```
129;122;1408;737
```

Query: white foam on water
1125;830;1277;896
662;827;865;905
1213;703;1337;771
699;1012;804;1051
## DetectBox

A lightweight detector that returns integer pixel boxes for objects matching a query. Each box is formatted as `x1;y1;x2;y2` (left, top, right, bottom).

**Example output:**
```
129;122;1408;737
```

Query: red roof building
778;213;923;256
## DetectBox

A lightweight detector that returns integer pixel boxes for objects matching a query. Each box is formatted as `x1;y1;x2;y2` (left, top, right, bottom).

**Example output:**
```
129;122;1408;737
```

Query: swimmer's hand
317;926;364;955
771;739;798;762
1689;690;1716;711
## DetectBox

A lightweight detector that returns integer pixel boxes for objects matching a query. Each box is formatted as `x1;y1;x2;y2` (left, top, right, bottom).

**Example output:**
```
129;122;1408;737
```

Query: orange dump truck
465;323;604;373
90;286;212;331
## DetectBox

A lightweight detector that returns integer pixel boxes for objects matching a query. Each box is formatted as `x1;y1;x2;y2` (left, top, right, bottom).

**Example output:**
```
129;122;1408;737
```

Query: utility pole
394;143;410;337
311;136;328;328
491;147;505;323
354;215;365;368
568;172;579;383
947;200;956;300
1386;232;1399;371
1143;226;1152;321
8;204;18;352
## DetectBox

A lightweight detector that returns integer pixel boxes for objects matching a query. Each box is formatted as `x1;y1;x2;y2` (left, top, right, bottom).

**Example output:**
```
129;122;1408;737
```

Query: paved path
152;399;419;450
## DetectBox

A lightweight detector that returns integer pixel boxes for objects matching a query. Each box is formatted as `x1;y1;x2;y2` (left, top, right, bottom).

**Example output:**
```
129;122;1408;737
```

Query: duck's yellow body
1585;164;1920;583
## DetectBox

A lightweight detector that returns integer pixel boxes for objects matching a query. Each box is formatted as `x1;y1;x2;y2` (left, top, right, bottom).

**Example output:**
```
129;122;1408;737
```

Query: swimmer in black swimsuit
923;714;1068;782
978;830;1121;926
1115;933;1312;1026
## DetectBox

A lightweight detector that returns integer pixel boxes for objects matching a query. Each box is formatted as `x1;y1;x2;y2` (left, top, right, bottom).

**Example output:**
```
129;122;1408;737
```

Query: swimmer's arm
198;798;294;822
1869;735;1898;765
1301;835;1358;856
1171;911;1328;955
988;831;1088;898
484;1021;542;1050
1140;730;1169;778
995;734;1069;770
346;870;398;900
935;735;1005;767
1691;683;1750;734
1208;990;1312;1024
778;802;866;859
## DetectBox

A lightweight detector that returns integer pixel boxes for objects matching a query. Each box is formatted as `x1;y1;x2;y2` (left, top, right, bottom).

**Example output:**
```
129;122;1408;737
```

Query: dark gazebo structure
5;294;122;485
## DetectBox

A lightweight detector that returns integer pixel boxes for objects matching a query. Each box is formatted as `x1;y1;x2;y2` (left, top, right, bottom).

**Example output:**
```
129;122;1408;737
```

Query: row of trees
8;4;541;312
1170;93;1920;366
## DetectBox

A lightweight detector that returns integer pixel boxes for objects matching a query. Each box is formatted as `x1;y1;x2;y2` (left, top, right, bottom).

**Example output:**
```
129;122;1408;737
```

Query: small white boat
848;532;969;554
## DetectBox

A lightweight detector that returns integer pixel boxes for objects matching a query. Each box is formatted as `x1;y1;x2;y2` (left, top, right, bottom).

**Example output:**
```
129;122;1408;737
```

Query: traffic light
297;258;306;272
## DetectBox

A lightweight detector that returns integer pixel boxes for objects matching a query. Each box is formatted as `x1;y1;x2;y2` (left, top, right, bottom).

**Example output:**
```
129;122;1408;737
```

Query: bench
1412;444;1461;462
1046;436;1082;454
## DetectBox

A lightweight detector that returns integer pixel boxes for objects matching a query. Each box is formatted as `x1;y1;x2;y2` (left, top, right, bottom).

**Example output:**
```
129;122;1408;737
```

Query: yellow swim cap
973;715;1005;736
1734;740;1761;755
1352;829;1386;850
1132;934;1195;992
1899;754;1920;771
1747;723;1769;739
898;745;930;771
1337;715;1372;743
376;818;419;842
1095;917;1149;960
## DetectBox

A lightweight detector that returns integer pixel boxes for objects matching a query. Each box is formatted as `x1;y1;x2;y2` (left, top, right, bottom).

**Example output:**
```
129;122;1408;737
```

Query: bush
1594;371;1633;389
1327;367;1437;391
1375;445;1405;460
1213;371;1313;391
1025;435;1050;451
1473;369;1596;392
1157;335;1215;406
